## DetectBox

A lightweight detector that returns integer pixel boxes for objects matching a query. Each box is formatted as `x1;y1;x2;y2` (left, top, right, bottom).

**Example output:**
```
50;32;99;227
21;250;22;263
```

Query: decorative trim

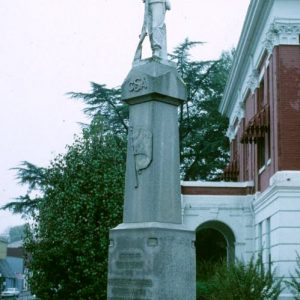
264;18;300;53
237;101;245;120
226;124;236;141
247;69;259;93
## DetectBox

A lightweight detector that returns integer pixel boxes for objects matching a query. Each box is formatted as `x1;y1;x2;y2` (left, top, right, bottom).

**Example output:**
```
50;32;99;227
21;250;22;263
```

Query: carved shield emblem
130;127;153;173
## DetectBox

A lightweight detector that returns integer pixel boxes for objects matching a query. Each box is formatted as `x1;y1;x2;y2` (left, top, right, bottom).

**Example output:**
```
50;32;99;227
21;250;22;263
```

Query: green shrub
196;260;219;300
197;256;282;300
285;253;300;300
197;280;214;299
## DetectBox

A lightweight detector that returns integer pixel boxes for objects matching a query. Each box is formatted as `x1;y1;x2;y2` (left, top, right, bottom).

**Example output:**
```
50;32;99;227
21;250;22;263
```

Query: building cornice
220;0;274;117
220;0;300;142
264;18;300;52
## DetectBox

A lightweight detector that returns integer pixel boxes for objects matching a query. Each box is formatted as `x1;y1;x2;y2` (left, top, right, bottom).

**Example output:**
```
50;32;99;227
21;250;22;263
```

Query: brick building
182;1;300;298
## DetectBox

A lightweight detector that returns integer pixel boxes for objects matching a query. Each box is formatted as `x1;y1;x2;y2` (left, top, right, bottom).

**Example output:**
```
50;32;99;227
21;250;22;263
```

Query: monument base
107;223;196;300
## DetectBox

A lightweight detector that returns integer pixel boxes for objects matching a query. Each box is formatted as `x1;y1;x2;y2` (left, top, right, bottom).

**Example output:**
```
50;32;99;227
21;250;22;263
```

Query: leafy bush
197;257;282;300
286;253;300;299
196;261;219;299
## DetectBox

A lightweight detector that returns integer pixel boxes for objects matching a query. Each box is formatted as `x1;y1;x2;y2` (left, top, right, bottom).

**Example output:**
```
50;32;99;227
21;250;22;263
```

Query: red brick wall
181;185;254;195
227;45;300;192
276;46;300;170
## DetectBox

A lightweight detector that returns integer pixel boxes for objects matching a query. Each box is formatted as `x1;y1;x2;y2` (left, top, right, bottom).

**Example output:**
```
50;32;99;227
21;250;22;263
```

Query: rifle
133;0;149;62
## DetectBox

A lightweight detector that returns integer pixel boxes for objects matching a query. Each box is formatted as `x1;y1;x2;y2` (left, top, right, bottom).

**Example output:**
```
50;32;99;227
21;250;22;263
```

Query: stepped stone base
107;223;196;300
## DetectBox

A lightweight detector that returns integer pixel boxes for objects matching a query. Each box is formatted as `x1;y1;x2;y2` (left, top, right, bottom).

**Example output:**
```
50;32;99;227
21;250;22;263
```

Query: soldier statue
134;0;171;62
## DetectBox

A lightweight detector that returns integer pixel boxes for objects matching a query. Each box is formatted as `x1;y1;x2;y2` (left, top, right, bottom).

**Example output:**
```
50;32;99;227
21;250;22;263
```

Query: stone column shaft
124;99;181;223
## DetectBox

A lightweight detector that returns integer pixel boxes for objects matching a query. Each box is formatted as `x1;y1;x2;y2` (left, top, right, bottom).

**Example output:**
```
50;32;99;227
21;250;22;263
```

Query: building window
258;222;263;255
267;131;271;161
257;138;265;170
243;142;249;180
257;80;264;111
266;66;271;161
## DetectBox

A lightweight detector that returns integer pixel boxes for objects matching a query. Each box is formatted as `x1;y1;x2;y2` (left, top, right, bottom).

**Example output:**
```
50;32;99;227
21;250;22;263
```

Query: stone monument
107;1;196;299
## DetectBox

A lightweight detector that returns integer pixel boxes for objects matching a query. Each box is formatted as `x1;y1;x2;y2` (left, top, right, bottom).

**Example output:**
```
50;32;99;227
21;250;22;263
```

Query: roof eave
219;0;274;117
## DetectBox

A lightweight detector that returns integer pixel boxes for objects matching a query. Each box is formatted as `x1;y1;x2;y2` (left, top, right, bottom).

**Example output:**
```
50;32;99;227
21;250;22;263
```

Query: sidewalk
17;291;36;300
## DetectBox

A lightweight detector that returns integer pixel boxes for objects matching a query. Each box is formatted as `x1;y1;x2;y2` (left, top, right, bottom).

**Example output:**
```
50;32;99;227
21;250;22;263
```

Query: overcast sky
0;0;250;234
